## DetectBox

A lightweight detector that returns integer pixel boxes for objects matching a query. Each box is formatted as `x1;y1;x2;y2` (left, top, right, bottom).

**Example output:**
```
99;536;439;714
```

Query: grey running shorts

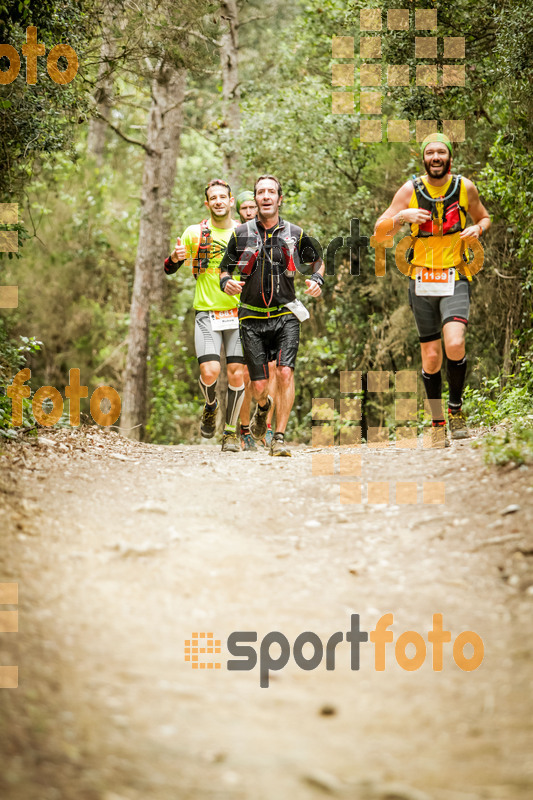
194;311;245;364
408;278;471;343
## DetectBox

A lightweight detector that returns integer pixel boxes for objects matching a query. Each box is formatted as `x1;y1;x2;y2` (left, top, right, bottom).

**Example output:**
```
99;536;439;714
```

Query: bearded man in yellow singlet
375;133;491;445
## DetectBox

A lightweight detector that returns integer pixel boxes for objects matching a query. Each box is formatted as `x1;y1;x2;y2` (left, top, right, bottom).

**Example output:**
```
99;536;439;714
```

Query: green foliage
0;0;99;197
4;0;533;447
463;359;533;428
4;153;135;393
0;0;100;438
146;316;200;444
0;320;42;432
482;421;533;467
463;358;533;465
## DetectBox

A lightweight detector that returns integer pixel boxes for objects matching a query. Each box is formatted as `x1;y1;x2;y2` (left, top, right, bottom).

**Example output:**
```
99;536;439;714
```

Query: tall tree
118;0;209;439
219;0;240;187
120;61;186;437
87;4;117;165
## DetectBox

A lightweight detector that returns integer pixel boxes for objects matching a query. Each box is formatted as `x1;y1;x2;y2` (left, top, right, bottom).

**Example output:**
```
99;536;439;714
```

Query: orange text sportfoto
225;613;484;687
0;27;78;86
7;369;121;428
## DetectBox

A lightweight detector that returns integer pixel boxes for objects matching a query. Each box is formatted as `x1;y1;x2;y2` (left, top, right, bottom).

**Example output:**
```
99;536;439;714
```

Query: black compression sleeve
164;256;184;275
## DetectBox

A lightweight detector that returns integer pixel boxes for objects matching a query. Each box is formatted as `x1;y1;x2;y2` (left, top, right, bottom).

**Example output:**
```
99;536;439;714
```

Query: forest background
1;0;532;457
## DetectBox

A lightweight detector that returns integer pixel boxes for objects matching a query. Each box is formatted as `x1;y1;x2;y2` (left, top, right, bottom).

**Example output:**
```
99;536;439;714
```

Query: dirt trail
0;429;532;800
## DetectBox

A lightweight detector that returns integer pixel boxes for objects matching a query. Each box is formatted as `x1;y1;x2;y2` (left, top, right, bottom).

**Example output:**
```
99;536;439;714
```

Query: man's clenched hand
223;279;245;295
304;279;322;298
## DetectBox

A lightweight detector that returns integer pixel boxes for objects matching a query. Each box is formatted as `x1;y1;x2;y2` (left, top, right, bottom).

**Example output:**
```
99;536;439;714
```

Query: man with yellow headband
375;133;491;444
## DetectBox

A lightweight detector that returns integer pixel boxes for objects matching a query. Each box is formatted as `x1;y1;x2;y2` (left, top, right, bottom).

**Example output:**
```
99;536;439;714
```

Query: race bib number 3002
209;308;239;330
415;268;455;296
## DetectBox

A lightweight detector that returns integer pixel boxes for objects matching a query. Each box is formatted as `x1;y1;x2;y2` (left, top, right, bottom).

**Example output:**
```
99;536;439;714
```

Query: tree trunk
219;0;240;188
215;0;240;430
87;9;115;165
120;61;186;440
152;68;186;307
502;285;522;382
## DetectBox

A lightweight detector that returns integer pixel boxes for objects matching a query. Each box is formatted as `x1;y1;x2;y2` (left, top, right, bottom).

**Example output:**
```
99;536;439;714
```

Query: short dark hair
254;175;282;199
205;179;232;200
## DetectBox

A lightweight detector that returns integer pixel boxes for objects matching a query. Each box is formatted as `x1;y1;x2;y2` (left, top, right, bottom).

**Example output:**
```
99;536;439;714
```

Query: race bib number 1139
415;268;455;296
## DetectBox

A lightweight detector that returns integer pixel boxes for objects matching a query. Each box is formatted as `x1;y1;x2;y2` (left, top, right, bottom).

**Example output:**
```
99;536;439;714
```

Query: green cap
420;133;453;158
235;190;255;212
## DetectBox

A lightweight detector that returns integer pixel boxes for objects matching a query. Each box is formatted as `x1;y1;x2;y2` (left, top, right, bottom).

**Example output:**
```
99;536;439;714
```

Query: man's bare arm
374;181;431;236
304;259;325;297
460;179;491;239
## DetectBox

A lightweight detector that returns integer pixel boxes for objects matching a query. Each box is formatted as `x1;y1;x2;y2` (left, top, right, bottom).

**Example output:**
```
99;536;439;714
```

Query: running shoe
448;408;469;440
221;431;240;452
241;432;257;451
426;424;451;449
200;401;218;439
250;396;272;441
270;436;291;457
263;428;273;448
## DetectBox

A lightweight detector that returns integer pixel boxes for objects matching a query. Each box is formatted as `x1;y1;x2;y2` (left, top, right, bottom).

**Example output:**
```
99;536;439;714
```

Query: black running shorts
408;278;471;343
239;313;300;381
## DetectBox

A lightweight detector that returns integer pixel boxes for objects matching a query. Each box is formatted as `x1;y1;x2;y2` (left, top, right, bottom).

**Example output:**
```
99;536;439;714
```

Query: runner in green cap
420;133;453;160
236;190;257;223
374;135;491;446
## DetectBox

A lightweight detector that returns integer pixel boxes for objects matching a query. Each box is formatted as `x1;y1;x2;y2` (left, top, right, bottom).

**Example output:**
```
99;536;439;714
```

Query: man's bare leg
264;361;277;445
199;360;221;392
239;365;258;450
271;366;294;434
240;365;252;426
443;320;469;438
419;339;448;447
223;362;245;451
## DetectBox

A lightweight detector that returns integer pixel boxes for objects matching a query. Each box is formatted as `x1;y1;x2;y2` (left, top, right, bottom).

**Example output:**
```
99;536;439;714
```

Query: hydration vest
192;219;212;277
411;175;467;238
235;218;299;276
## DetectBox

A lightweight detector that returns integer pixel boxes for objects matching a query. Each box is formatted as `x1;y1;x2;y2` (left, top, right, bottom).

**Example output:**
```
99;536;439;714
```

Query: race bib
209;308;239;330
415;268;455;296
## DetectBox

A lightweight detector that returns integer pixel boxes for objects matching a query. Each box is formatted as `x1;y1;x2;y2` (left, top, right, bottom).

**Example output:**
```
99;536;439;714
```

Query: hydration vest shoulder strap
236;218;262;275
193;219;211;276
414;175;461;205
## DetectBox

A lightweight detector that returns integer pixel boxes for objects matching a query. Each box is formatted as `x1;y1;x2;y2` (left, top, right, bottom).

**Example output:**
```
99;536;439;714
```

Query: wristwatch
398;212;406;225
